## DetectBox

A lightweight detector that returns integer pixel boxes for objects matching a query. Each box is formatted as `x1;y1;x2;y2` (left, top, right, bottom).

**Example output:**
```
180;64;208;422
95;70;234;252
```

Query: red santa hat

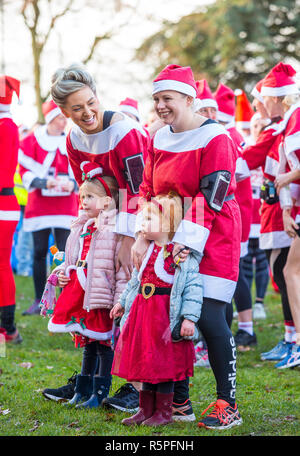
0;75;20;111
42;100;63;124
196;79;218;110
261;62;299;97
214;83;235;123
251;79;264;104
119;97;140;120
234;89;255;129
152;64;197;98
80;161;111;197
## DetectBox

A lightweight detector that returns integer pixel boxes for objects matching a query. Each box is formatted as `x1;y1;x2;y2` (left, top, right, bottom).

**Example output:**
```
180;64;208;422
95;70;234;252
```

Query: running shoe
275;343;300;369
172;399;196;422
253;303;267;320
102;383;139;412
22;299;40;316
42;371;78;402
198;399;242;430
234;329;257;347
260;339;293;361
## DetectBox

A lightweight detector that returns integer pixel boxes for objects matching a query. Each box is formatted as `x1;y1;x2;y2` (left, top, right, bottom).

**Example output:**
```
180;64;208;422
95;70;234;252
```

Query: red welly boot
122;390;155;426
142;392;174;426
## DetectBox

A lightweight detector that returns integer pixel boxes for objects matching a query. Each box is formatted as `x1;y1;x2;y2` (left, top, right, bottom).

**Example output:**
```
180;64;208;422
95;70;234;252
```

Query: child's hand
180;319;195;338
57;270;70;288
110;302;124;320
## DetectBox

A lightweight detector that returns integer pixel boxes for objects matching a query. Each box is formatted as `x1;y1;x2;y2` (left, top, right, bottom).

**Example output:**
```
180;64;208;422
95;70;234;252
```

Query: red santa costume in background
66;109;149;238
118;97;140;122
242;73;297;348
234;89;255;145
214;83;253;258
261;62;300;358
194;79;218;116
19;100;78;232
18;100;79;314
0;75;22;342
262;63;300;226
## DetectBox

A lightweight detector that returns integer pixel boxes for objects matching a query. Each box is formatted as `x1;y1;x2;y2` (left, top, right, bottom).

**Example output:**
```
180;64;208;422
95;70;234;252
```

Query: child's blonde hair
143;191;183;240
79;175;119;207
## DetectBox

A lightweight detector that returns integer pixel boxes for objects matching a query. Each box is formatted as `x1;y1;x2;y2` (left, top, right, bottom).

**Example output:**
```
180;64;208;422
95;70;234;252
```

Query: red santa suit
18;123;78;232
66;113;149;237
139;119;240;304
0;76;21;309
242;123;292;249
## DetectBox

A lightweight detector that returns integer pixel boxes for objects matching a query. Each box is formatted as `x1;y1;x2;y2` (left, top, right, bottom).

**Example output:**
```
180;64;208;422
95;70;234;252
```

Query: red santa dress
49;223;112;348
112;244;195;383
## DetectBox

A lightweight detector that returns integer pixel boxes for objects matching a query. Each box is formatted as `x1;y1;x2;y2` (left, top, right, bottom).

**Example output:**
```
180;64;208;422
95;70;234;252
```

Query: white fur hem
48;319;112;340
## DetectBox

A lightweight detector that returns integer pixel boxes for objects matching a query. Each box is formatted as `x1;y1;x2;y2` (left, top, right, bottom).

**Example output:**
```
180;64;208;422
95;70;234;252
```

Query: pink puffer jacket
58;209;128;312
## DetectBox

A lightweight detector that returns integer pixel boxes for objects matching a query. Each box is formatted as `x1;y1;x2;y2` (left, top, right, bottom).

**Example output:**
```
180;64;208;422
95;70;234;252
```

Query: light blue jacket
119;245;203;341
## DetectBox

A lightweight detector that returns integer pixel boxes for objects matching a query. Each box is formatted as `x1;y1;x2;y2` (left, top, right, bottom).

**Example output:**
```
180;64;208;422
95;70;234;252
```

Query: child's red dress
49;223;112;347
112;243;195;383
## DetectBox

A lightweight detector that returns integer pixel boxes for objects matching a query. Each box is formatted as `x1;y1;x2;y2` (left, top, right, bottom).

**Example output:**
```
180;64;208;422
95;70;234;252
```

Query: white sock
238;321;253;336
284;322;296;343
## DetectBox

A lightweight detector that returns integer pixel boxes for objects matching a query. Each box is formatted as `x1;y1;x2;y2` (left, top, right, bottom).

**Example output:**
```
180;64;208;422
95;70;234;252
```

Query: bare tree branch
83;32;112;64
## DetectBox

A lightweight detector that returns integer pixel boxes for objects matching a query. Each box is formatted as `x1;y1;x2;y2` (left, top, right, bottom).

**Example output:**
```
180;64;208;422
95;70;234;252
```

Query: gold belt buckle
76;259;86;268
141;283;155;299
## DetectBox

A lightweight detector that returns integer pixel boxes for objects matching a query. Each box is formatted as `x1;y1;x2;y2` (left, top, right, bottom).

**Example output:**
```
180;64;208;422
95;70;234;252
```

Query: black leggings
265;248;293;322
142;381;174;394
81;341;114;377
174;297;237;406
32;228;70;300
233;258;252;313
241;238;270;301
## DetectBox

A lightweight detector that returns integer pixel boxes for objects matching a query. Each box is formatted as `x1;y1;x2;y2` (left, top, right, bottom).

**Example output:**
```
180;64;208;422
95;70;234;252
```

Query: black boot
0;305;22;344
65;375;93;406
76;375;112;409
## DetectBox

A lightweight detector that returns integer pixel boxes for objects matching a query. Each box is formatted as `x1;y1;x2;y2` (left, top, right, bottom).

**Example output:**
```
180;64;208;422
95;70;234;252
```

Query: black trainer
42;371;78;402
102;383;139;412
234;329;257;347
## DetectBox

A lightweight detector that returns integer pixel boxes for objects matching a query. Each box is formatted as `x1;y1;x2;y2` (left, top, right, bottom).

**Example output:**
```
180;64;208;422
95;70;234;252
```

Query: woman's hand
180;319;195;338
110;302;124;320
46;178;59;189
57;270;70;288
131;233;150;271
172;243;190;263
61;180;75;193
274;173;292;193
283;208;299;238
115;235;135;280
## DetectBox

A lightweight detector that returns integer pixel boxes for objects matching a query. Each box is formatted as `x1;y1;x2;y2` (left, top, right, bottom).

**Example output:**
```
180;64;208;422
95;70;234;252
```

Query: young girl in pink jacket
45;161;127;408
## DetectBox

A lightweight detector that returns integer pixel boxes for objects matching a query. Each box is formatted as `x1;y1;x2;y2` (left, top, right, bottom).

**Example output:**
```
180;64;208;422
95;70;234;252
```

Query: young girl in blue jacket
110;191;203;426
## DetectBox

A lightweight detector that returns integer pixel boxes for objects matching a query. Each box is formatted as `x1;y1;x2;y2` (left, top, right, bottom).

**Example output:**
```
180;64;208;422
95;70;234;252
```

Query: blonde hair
79;176;119;207
143;191;183;240
51;63;97;107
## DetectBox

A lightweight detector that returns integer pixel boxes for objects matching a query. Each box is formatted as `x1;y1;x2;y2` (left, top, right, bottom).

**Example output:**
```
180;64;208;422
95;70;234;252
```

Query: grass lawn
0;275;299;437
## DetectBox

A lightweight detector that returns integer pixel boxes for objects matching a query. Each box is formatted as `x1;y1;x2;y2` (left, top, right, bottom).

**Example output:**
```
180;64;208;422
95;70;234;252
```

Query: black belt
75;259;87;268
0;187;15;196
138;283;171;299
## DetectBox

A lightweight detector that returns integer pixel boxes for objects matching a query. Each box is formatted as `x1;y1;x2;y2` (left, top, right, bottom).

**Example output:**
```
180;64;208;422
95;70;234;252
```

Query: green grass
0;275;299;436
